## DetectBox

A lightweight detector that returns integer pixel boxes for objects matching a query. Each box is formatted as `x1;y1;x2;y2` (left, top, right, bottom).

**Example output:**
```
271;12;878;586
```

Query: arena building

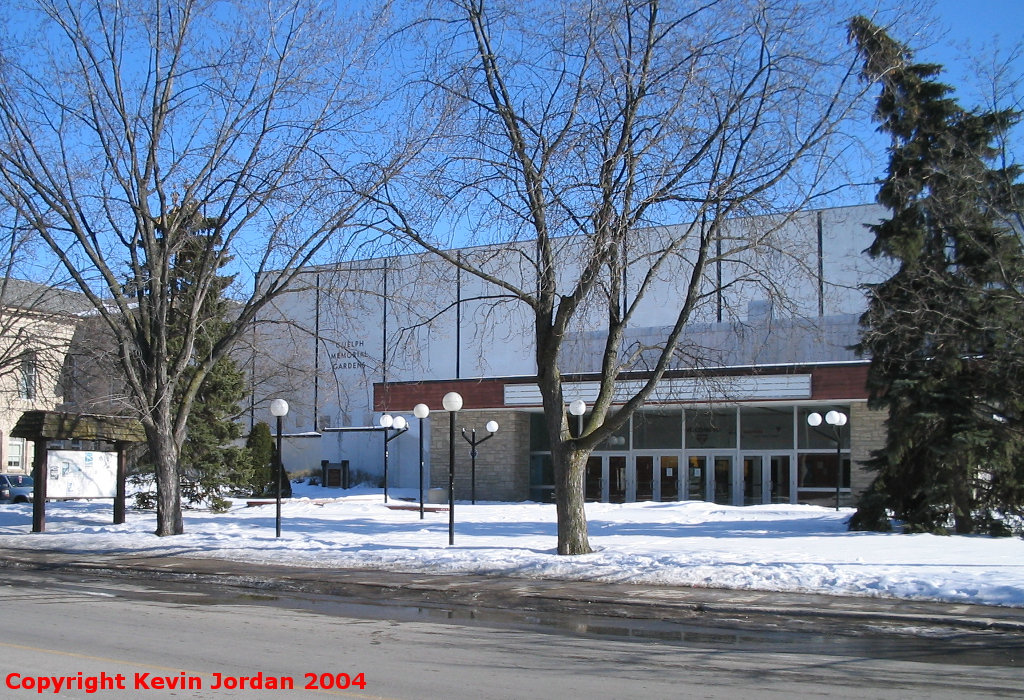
255;203;889;507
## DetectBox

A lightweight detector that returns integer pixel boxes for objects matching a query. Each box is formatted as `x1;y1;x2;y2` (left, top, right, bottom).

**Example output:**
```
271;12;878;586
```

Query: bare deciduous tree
0;0;389;535
376;0;876;554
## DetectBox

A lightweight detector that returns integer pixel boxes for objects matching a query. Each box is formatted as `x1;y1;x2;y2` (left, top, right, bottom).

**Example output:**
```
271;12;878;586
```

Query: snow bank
3;485;1022;607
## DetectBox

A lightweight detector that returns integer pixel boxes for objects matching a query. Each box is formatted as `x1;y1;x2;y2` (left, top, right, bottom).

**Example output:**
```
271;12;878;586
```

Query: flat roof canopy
11;411;146;443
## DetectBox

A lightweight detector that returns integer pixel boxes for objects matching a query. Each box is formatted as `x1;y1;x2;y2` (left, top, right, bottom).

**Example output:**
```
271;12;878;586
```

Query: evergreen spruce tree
171;224;251;510
245;421;276;497
848;17;1024;535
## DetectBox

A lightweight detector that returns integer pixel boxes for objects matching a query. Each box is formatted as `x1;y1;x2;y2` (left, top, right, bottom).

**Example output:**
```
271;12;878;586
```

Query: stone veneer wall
430;409;531;502
849;400;886;498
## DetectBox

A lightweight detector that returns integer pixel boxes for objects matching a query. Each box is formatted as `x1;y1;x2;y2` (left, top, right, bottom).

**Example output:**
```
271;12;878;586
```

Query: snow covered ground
3;482;1023;608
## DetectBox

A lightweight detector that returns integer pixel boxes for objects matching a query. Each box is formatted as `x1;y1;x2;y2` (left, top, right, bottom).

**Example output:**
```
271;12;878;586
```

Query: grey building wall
430;409;531;501
562;310;862;374
850;401;886;498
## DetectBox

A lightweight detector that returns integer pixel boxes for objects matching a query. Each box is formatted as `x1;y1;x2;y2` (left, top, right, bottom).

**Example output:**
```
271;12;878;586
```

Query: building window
633;410;683;450
529;412;551;451
19;356;38;400
685;409;736;449
740;407;794;450
797;453;851;489
7;438;25;471
797;406;851;449
796;405;852;505
529;454;555;503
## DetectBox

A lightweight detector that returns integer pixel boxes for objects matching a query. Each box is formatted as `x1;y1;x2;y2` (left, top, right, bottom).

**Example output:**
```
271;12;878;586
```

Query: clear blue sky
930;0;1022;49
921;0;1023;92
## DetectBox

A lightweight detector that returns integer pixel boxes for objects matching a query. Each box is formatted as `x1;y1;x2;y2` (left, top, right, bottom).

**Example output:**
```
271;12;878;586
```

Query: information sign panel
46;450;118;498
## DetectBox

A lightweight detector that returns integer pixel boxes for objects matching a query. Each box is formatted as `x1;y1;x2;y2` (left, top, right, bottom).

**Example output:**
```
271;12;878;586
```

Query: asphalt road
2;570;1023;700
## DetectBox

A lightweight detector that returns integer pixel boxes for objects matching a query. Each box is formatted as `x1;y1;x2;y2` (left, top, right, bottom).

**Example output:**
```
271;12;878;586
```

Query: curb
3;550;1024;634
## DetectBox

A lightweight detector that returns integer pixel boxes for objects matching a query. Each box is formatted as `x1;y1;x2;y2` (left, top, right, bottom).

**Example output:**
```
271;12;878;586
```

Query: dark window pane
633;411;682;449
598;421;630;451
530;453;554;486
530;413;550;451
585;457;602;501
686;409;736;449
740;407;793;449
797;453;851;488
798;407;851;449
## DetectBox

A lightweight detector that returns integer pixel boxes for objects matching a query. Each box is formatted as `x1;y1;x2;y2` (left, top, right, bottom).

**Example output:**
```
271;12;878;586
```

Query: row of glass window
528;452;852;504
531;405;852;452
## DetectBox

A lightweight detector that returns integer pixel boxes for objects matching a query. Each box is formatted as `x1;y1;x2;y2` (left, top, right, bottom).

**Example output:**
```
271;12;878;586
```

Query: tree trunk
951;460;974;535
553;443;593;555
537;323;593;555
147;420;184;536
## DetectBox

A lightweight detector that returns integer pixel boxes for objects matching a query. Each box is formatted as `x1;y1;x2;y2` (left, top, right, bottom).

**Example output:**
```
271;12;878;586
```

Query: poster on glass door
46;450;117;498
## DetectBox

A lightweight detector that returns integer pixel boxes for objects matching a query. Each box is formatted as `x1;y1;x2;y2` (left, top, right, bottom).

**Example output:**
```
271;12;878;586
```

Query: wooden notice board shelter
11;411;147;533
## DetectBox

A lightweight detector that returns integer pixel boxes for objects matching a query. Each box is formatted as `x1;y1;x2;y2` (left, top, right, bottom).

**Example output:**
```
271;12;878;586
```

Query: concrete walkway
2;546;1023;634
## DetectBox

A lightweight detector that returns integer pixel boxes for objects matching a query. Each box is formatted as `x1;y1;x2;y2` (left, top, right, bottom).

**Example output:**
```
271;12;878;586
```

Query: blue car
0;474;33;503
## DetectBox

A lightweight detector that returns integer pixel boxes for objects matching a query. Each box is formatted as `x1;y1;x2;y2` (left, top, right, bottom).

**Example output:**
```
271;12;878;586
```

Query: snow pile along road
2;484;1023;608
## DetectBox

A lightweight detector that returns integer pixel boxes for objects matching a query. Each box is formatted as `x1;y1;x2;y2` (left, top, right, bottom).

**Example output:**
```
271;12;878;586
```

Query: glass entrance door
634;455;680;502
585;456;603;502
689;454;734;504
608;455;627;503
739;453;795;505
770;455;792;504
660;456;680;501
635;456;655;501
713;456;733;505
687;456;708;501
742;455;763;505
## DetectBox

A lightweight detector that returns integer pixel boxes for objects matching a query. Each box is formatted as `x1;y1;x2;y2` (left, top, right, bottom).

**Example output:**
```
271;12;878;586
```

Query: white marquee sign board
46;450;118;498
504;375;812;406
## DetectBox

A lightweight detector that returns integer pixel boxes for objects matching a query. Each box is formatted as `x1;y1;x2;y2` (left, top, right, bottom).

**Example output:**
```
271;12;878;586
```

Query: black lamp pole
383;428;389;504
414;405;429;519
442;392;463;545
834;424;843;512
270;398;289;538
419;419;425;518
461;427;497;505
275;413;283;538
448;410;456;544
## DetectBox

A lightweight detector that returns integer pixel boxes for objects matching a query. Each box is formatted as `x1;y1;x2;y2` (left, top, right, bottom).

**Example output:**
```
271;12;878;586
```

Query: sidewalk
3;546;1023;633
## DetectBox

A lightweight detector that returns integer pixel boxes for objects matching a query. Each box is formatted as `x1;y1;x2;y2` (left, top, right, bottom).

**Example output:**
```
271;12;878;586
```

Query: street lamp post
807;410;848;511
379;414;409;503
461;420;499;504
569;399;587;438
414;404;430;519
270;398;289;538
442;391;463;545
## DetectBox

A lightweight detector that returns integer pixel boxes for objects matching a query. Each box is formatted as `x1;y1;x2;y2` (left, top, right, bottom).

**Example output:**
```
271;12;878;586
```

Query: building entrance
583;454;628;502
587;452;791;505
687;454;734;504
740;453;795;505
633;455;681;502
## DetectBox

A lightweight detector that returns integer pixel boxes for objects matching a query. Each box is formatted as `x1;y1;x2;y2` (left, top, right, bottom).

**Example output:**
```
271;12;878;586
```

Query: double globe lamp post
806;409;848;511
378;413;409;503
462;420;499;505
